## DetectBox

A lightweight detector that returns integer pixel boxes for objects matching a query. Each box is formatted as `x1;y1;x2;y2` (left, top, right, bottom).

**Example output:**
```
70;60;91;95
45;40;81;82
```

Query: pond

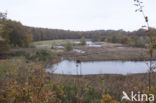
55;46;64;49
73;41;101;47
46;60;155;75
86;41;101;47
116;46;127;49
73;49;86;53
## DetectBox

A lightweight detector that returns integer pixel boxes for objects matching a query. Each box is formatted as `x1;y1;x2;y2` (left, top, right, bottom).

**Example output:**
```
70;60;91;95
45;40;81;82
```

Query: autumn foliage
0;59;119;103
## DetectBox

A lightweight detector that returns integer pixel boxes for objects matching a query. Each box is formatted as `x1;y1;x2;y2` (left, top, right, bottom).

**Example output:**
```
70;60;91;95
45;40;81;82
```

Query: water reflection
73;41;102;47
46;60;155;75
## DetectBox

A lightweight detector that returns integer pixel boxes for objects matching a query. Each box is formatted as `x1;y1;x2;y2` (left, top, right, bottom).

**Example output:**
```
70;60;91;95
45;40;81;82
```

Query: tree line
1;11;156;51
0;12;32;55
28;26;156;47
28;26;156;41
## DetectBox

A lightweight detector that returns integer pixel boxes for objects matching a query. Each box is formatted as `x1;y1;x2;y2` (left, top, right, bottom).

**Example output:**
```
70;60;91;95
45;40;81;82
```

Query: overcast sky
0;0;156;31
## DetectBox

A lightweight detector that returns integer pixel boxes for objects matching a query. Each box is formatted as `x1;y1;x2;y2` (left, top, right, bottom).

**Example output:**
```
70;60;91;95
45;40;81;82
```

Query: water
73;41;80;44
73;49;85;53
86;41;101;47
116;46;127;49
55;46;64;49
73;41;101;47
46;60;155;75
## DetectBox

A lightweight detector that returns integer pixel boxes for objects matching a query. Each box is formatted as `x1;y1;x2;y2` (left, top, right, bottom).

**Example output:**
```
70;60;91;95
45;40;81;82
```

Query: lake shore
29;40;156;62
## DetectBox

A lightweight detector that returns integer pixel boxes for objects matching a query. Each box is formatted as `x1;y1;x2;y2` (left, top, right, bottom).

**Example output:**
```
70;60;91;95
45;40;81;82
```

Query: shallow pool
46;60;155;75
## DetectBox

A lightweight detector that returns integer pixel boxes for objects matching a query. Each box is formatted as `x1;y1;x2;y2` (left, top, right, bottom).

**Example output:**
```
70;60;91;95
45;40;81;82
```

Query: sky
0;0;156;31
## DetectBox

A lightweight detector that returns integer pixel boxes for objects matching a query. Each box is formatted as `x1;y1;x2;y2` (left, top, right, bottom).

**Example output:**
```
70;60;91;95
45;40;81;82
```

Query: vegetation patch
11;49;54;62
0;59;119;103
31;40;68;46
64;41;73;51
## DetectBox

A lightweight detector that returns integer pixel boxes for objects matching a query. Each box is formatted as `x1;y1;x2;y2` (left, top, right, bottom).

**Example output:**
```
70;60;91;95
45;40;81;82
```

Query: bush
80;37;86;45
31;49;53;61
0;59;59;103
12;50;53;61
12;51;28;56
135;37;145;47
0;59;120;103
64;41;73;51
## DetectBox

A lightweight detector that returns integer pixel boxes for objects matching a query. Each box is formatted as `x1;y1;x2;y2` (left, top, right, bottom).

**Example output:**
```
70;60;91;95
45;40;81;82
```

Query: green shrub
127;39;135;47
135;37;145;47
12;51;28;56
64;41;73;51
31;49;53;61
12;50;53;61
80;37;86;45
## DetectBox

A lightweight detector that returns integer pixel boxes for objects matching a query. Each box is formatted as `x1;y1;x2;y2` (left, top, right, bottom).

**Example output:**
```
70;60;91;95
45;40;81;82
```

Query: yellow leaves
110;100;119;103
11;90;17;96
98;80;104;87
146;30;152;38
100;94;119;103
100;94;112;103
145;29;156;55
59;89;64;96
0;58;121;103
26;34;33;43
0;59;19;79
29;91;34;97
0;59;56;103
0;95;4;101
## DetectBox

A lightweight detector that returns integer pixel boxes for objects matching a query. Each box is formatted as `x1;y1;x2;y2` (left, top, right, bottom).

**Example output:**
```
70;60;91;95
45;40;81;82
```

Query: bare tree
133;0;156;91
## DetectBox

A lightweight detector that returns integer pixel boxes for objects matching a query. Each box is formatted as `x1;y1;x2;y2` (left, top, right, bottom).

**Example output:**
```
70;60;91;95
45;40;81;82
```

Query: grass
30;40;77;50
31;40;72;46
64;44;156;61
30;40;156;61
9;40;156;62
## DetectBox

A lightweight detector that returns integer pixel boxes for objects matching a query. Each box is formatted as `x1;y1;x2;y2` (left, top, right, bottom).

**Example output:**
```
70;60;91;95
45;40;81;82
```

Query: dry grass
64;42;156;61
50;73;156;101
30;40;156;61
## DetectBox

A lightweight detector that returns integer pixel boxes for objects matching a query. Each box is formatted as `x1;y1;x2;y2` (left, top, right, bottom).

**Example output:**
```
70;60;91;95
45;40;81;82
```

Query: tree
0;40;10;55
1;20;32;47
133;0;155;92
0;12;7;35
0;12;10;55
135;37;145;47
111;35;118;43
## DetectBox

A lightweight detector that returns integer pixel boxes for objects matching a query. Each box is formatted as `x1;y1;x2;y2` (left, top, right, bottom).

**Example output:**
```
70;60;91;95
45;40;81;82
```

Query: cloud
0;0;156;31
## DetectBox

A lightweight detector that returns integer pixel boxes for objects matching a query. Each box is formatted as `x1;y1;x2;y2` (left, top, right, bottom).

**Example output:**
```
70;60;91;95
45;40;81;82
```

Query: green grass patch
31;40;70;46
